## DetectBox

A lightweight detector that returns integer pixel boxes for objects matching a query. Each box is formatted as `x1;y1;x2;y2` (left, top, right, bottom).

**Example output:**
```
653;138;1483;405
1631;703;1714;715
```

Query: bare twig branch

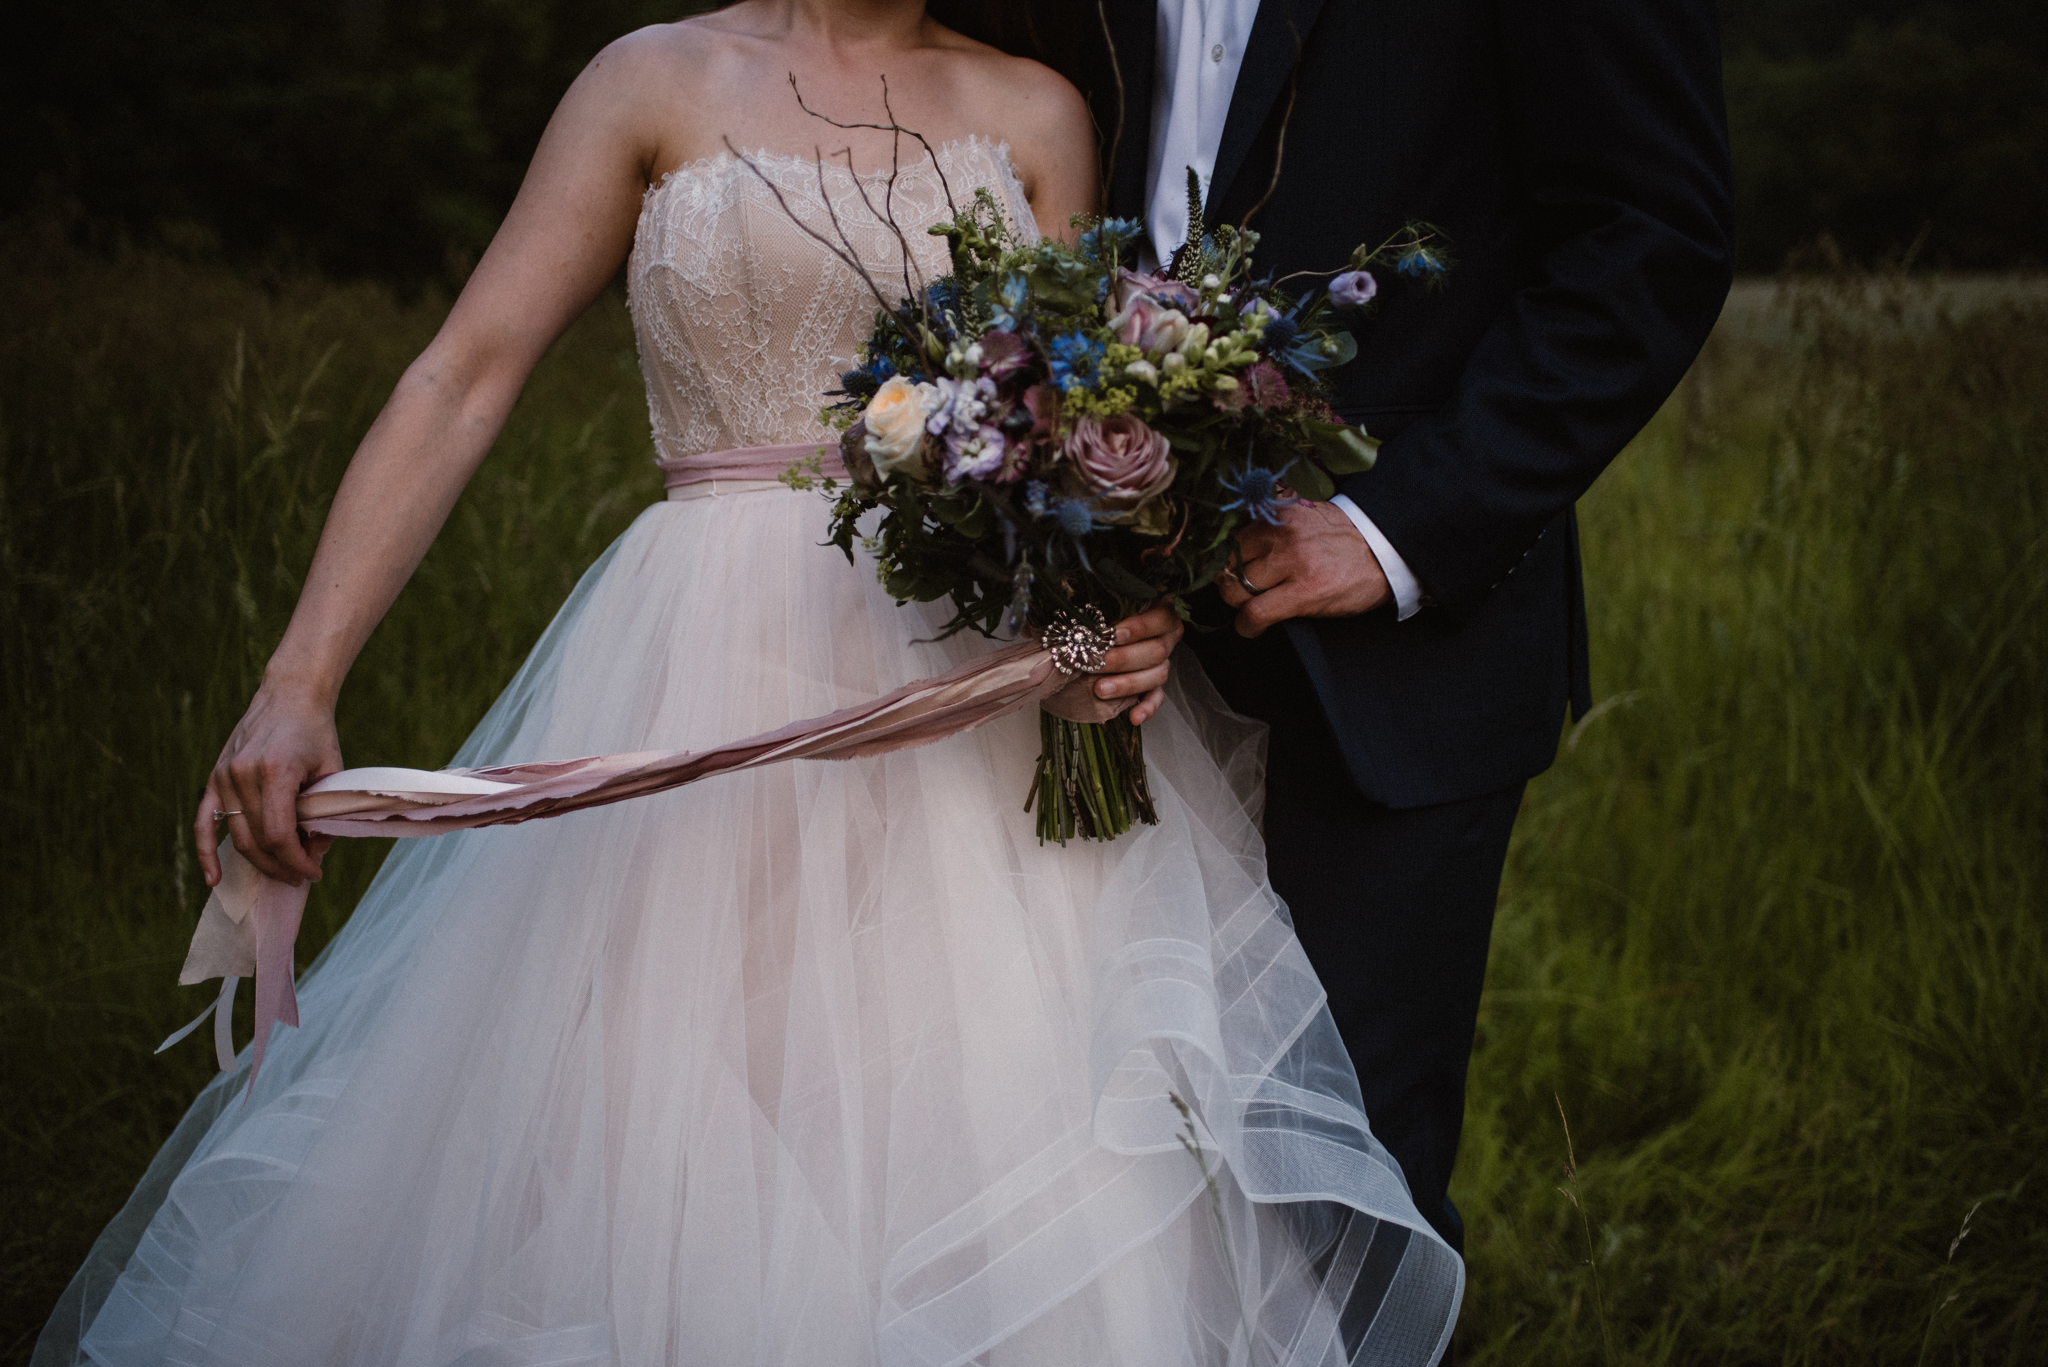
831;144;928;319
1238;20;1304;234
1094;0;1126;214
789;72;957;218
725;137;912;351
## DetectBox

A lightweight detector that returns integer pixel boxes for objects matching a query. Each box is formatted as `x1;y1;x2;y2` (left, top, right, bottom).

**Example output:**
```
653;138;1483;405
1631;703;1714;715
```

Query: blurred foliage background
5;0;2047;282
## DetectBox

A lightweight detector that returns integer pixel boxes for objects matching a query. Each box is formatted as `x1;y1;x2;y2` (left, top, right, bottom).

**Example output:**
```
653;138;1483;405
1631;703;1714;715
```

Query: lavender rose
1329;270;1379;308
1111;268;1200;316
1064;413;1174;516
1110;297;1193;357
1107;270;1199;357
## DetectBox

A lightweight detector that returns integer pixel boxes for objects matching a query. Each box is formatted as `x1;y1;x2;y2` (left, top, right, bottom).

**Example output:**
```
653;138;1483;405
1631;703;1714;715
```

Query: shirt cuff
1330;494;1422;620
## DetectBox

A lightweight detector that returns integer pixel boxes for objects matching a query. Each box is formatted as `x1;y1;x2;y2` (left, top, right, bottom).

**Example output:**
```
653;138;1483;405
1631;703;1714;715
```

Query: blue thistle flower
1261;314;1300;353
1048;333;1105;392
1219;463;1299;526
1263;301;1356;379
1054;498;1098;538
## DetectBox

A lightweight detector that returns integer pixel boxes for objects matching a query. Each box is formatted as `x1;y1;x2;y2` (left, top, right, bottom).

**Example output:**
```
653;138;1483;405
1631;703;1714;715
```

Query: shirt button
1211;43;1225;62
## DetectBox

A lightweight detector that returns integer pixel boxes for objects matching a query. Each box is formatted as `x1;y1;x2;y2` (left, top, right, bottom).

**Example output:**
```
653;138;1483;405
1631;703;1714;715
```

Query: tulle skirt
41;486;1460;1367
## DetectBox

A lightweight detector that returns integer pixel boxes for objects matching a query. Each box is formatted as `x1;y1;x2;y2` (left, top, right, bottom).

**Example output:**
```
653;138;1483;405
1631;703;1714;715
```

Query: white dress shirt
1144;0;1423;619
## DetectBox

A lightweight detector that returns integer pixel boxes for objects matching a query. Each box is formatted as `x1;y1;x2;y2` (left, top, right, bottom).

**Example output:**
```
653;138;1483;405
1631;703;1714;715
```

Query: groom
1083;0;1734;1254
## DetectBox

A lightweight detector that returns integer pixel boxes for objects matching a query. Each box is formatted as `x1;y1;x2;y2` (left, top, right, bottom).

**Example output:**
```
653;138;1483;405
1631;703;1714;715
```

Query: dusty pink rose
1107;271;1200;356
1064;413;1174;512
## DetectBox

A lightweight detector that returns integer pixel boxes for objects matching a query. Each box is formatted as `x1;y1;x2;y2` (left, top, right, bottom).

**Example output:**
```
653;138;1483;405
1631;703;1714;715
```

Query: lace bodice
628;138;1037;460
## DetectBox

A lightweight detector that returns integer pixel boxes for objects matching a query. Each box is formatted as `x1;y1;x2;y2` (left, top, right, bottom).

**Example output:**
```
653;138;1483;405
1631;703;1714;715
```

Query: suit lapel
1099;0;1158;220
1209;0;1328;222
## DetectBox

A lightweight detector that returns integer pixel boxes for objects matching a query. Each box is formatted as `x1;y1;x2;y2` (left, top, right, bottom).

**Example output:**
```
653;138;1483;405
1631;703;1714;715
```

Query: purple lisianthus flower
1329;270;1378;308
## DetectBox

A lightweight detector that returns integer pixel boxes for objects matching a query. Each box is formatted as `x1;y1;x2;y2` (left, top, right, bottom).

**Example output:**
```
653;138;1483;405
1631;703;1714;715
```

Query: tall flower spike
1171;167;1206;288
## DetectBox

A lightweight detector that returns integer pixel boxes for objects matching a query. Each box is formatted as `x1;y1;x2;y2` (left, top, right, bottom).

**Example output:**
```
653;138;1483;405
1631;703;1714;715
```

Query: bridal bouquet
806;179;1447;842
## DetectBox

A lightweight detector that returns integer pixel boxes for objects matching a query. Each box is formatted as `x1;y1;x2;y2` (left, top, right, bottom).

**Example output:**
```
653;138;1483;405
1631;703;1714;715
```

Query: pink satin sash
657;442;845;497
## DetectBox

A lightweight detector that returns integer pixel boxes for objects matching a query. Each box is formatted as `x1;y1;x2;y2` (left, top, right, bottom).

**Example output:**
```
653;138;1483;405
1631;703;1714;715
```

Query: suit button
1211;43;1225;62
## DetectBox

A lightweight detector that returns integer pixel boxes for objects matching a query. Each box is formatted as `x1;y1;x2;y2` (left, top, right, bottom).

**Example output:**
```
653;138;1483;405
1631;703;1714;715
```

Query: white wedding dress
39;139;1460;1367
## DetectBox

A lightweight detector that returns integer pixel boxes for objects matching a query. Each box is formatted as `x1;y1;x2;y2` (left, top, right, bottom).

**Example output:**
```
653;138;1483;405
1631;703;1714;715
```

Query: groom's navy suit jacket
1085;0;1735;807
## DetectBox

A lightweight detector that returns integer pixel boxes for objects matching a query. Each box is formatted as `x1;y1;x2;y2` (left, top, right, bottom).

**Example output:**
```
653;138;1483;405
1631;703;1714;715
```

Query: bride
39;4;1461;1364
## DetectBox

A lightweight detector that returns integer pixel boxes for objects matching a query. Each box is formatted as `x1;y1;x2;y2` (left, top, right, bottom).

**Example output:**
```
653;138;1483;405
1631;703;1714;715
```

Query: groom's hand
1093;603;1185;725
1220;500;1390;637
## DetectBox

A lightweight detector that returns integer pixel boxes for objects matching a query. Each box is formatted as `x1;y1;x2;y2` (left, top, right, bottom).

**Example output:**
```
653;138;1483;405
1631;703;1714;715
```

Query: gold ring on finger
213;809;243;820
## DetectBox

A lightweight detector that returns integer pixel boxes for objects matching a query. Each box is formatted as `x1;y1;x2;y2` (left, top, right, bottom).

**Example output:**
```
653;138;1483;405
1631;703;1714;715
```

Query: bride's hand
195;682;342;889
1091;603;1186;726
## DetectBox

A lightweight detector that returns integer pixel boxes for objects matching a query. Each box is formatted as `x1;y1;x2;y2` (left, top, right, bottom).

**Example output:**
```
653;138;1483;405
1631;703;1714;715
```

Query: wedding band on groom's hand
1233;567;1266;596
213;809;242;821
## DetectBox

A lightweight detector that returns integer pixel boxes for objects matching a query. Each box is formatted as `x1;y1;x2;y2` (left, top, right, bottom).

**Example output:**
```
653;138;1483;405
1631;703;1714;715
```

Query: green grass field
2;225;2042;1364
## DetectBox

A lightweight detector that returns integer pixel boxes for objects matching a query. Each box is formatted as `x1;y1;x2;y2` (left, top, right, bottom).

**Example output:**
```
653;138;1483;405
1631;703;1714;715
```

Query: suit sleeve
1338;0;1736;613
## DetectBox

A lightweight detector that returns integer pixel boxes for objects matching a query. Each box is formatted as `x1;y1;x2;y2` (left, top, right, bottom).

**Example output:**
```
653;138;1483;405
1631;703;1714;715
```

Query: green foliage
1;238;2043;1361
1458;270;2048;1362
1724;5;2048;269
2;0;719;283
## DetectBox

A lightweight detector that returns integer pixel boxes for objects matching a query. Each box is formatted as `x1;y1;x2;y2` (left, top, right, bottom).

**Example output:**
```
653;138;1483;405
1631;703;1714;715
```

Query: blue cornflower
1078;217;1143;262
1396;246;1448;278
990;272;1029;330
1219;463;1299;526
1048;333;1106;392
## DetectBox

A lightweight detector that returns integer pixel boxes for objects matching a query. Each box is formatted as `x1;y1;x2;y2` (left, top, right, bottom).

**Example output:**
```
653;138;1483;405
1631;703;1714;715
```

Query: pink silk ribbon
171;625;1128;1092
656;441;839;489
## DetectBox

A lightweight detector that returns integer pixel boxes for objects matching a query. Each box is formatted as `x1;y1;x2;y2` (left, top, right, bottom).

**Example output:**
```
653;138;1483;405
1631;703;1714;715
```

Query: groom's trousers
1188;613;1525;1257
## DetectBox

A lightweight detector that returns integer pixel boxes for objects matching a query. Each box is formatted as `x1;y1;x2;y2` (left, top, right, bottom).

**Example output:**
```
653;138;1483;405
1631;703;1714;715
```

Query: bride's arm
198;41;666;889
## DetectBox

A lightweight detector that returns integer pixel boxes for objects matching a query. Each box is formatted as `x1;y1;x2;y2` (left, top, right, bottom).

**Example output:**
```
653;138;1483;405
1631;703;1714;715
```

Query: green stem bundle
1023;710;1160;843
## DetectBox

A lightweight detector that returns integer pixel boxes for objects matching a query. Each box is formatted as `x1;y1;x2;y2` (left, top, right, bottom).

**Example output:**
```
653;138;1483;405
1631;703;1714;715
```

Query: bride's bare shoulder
574;18;745;107
565;17;779;172
926;30;1094;198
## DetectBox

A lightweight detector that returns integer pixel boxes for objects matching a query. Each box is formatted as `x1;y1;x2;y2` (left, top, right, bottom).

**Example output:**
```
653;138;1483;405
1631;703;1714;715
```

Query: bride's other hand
196;683;343;889
187;40;659;890
1093;603;1186;725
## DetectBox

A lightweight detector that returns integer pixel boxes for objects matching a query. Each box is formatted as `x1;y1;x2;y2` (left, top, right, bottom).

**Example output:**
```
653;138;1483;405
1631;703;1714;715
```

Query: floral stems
1025;710;1159;843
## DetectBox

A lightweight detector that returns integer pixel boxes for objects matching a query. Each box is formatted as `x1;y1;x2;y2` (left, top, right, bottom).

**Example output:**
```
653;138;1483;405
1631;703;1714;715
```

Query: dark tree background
5;0;2044;283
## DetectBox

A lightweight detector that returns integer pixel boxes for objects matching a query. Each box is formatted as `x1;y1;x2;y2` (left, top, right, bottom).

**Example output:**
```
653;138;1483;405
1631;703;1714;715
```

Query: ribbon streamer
178;636;1127;1093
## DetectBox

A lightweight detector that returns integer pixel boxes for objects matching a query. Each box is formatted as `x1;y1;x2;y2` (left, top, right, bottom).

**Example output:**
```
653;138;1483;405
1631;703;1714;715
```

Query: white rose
862;375;940;478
